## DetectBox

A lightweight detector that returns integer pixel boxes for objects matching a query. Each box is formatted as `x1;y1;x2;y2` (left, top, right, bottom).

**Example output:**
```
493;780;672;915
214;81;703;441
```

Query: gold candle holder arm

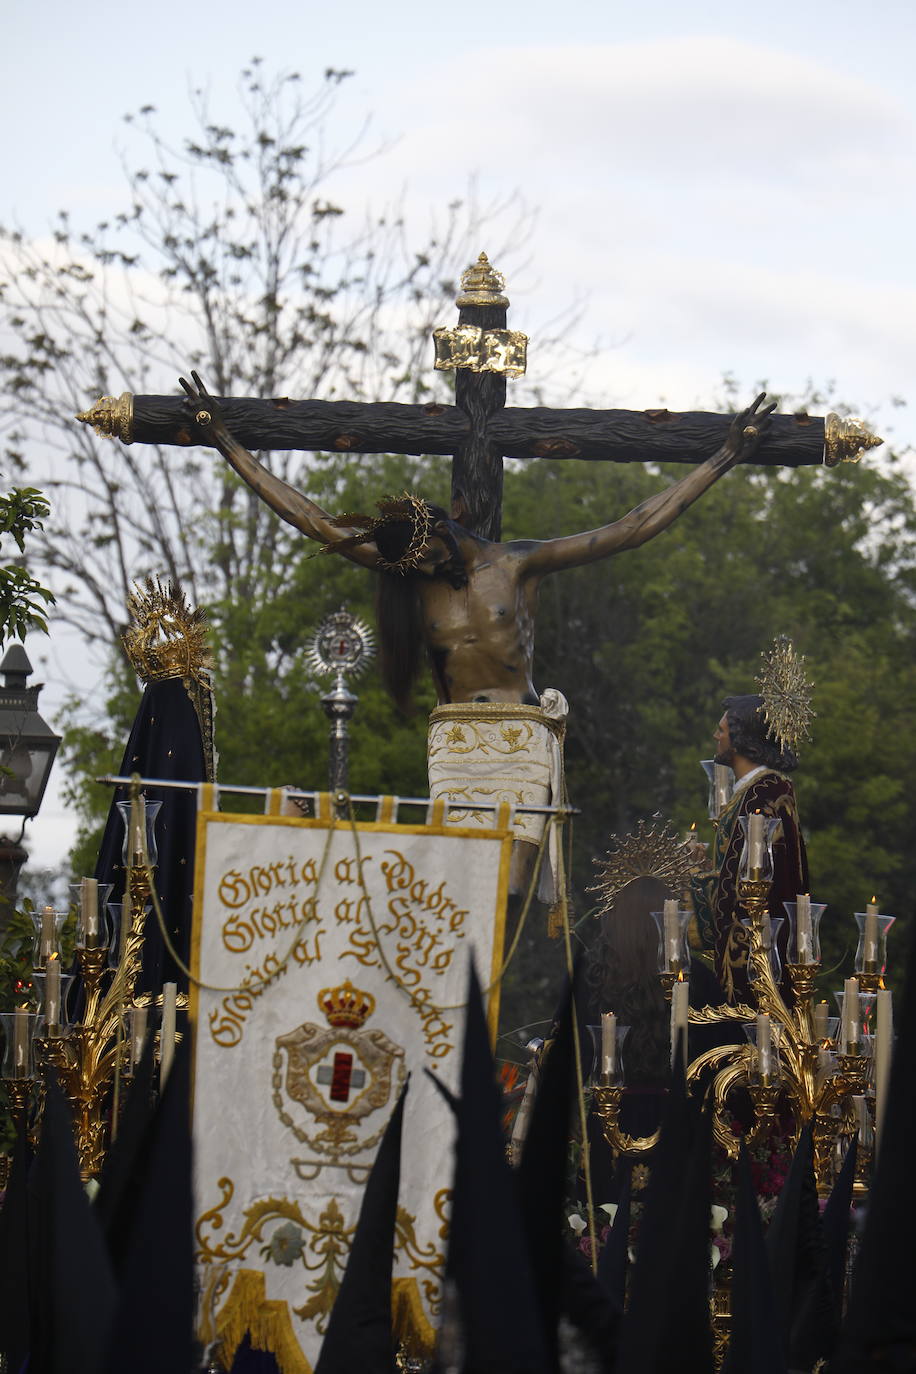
593;1083;661;1156
687;1002;757;1025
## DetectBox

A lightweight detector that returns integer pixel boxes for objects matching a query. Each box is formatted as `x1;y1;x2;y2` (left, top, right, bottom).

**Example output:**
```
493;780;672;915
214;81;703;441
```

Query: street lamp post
0;644;61;933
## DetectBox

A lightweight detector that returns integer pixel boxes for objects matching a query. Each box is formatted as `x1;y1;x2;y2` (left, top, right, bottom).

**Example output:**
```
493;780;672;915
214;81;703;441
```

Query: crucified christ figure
180;372;773;897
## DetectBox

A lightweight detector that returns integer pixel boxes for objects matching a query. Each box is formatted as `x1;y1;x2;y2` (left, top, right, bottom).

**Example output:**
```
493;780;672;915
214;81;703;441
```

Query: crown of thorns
321;492;434;573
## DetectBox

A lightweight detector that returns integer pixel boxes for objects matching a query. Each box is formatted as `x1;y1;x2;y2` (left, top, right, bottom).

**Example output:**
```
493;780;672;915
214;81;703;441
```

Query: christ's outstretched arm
179;372;382;570
517;393;774;577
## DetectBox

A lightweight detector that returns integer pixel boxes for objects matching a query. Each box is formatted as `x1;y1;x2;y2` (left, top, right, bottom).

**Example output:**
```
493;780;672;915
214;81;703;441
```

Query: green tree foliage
0;486;54;641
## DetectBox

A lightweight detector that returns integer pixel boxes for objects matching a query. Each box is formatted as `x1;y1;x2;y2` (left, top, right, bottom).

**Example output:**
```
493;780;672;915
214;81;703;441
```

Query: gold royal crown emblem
318;980;375;1029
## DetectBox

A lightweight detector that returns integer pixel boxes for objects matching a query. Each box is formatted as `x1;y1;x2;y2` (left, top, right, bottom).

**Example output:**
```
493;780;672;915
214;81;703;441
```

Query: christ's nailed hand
724;392;777;460
179;370;225;440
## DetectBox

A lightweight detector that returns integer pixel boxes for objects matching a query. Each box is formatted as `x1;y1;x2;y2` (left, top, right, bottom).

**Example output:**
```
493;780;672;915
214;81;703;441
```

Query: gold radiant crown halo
122;577;212;685
318;980;376;1029
756;635;815;755
588;817;697;916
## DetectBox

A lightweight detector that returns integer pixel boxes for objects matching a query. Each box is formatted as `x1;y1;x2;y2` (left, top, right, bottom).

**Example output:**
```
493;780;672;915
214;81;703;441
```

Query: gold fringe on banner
216;1269;313;1374
391;1279;437;1357
376;794;399;824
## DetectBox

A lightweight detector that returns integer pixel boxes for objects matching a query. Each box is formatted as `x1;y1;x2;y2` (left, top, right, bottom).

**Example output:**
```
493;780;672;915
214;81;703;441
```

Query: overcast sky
6;0;916;869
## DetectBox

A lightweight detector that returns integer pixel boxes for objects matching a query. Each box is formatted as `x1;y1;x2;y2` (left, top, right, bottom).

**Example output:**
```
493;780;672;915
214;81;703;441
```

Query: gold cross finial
456;252;509;308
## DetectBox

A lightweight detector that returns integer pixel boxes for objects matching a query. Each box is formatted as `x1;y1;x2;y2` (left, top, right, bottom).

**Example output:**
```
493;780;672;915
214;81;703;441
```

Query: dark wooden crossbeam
126;393;825;468
80;255;878;540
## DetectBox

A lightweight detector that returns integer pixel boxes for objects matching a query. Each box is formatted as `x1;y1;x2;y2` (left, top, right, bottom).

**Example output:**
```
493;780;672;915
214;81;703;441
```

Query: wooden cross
78;253;881;540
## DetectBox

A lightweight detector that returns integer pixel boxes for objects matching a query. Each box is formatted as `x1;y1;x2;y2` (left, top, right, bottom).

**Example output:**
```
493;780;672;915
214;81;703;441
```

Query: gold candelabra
593;869;881;1196
686;875;868;1193
50;861;153;1176
2;787;185;1178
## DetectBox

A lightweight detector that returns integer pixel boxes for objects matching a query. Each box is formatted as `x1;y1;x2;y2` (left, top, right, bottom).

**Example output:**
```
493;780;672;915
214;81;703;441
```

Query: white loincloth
427;690;568;901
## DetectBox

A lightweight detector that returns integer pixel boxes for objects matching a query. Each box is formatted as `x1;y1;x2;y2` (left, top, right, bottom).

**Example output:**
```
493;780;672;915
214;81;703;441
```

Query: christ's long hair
374;504;466;712
588;875;671;1088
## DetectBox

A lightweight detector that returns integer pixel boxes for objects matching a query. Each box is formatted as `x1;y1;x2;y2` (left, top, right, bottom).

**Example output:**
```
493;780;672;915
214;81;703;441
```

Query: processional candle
714;765;732;815
79;877;100;947
748;813;764;873
796;893;812;962
129;795;146;867
875;987;893;1152
13;1007;29;1076
670;976;689;1066
663;900;680;970
160;981;177;1089
39;905;55;965
864;899;879;970
756;1012;773;1080
130;1005;148;1071
601;1011;617;1079
45;956;61;1035
843;976;860;1052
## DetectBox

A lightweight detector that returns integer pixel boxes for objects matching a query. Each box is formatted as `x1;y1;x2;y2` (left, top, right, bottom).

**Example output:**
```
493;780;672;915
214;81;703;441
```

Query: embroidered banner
190;804;512;1373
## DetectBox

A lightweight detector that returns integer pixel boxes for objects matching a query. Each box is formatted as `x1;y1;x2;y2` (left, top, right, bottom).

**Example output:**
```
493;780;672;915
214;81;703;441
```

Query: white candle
80;877;100;946
757;1012;773;1080
13;1007;29;1076
39;905;55;966
160;982;177;1089
129;795;145;867
601;1011;617;1079
814;1000;829;1041
816;1045;833;1089
130;1005;148;1071
875;987;893;1154
714;764;732;815
864;901;879;969
843;976;860;1052
670;976;689;1066
748;813;764;872
45;956;61;1034
663;899;680;970
796;893;812;963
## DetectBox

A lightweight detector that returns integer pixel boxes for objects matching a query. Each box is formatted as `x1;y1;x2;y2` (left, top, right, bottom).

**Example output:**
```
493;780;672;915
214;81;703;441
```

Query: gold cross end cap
823;412;883;467
76;391;134;444
456;251;509;308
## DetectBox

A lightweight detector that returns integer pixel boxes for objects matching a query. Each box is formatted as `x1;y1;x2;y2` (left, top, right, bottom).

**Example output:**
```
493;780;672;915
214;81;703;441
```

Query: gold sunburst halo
588;816;698;914
756;635;815;754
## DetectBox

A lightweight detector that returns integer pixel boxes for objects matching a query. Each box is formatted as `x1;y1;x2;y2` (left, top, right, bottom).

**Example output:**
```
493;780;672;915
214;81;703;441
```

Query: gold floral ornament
756;634;815;755
320;492;433;574
122;577;213;686
588;816;698;916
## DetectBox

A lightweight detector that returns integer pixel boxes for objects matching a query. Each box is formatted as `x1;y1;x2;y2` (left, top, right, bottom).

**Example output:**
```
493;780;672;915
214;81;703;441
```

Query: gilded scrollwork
196;1180;445;1336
